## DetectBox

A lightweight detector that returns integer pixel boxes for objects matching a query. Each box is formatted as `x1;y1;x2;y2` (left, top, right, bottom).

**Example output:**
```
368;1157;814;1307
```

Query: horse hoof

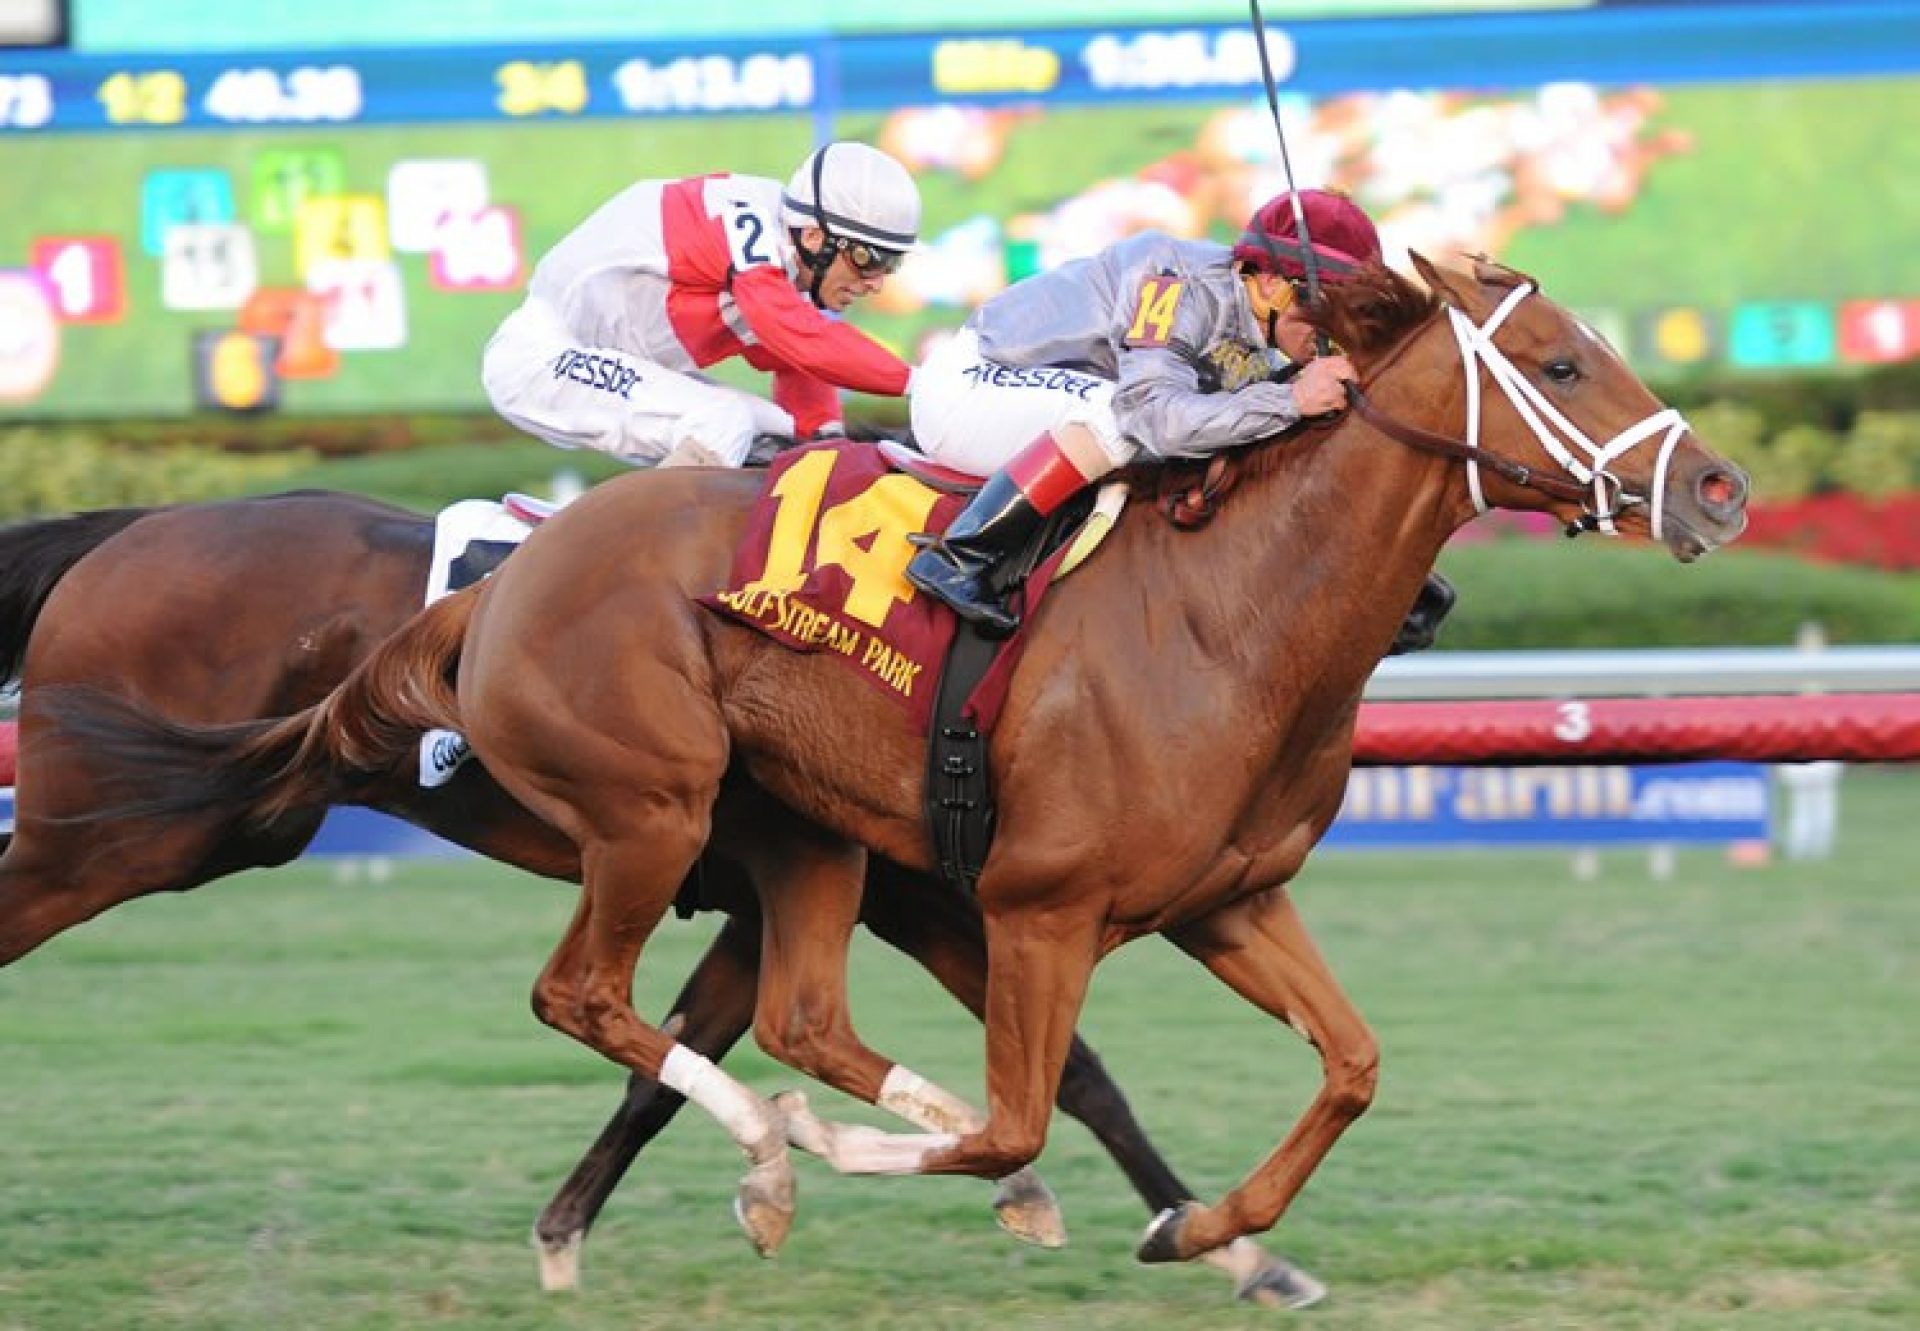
733;1154;797;1258
1137;1202;1194;1265
531;1228;583;1292
993;1169;1068;1249
1237;1260;1328;1311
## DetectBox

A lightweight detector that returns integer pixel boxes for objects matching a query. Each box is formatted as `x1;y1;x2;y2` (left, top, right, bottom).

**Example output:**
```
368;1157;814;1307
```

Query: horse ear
1470;254;1522;289
1409;251;1475;309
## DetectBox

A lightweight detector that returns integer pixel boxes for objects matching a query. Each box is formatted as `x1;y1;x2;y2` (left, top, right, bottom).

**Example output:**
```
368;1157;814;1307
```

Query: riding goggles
837;239;906;278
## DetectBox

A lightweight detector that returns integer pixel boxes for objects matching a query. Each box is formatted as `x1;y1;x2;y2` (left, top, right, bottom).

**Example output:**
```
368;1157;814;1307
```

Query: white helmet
781;141;921;253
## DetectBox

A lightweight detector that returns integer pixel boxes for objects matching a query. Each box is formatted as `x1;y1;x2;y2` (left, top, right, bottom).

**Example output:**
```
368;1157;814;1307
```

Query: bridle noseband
1346;282;1689;540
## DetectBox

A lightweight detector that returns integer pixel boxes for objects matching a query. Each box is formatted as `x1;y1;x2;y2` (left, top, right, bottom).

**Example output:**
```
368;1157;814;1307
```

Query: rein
1344;385;1592;506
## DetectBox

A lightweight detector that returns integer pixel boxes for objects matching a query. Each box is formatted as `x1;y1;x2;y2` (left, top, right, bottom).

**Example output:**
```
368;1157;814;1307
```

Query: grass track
2;770;1915;1329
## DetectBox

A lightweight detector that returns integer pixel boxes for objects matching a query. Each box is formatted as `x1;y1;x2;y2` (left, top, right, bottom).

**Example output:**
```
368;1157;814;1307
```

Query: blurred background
2;4;1916;1329
3;0;1919;612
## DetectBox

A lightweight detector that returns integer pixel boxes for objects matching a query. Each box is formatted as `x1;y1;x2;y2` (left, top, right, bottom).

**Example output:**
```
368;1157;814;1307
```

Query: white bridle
1449;282;1690;539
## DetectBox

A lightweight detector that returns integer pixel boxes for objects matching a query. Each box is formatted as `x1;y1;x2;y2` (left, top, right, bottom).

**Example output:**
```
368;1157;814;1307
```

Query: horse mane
1300;261;1441;363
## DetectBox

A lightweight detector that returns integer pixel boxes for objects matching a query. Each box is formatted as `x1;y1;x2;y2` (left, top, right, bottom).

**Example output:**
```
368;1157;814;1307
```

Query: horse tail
36;588;477;831
0;506;158;683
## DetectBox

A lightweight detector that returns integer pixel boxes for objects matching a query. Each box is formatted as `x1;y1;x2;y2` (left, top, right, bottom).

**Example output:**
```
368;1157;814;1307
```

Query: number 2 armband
725;200;779;272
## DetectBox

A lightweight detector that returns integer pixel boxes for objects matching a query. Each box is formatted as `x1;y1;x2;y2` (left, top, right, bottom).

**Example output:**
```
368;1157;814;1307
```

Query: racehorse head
1318;254;1749;563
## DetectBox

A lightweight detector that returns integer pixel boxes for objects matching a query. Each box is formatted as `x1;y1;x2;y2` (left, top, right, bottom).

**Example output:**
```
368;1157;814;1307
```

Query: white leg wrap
779;1089;957;1176
815;1121;959;1175
877;1065;984;1134
660;1045;774;1153
880;1066;1051;1208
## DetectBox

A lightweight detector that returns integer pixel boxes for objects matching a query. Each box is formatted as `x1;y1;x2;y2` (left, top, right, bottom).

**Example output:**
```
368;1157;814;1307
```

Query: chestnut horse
38;256;1749;1273
0;494;1319;1305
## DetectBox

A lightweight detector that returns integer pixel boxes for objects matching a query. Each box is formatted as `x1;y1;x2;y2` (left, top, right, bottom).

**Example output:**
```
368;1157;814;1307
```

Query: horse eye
1544;358;1581;384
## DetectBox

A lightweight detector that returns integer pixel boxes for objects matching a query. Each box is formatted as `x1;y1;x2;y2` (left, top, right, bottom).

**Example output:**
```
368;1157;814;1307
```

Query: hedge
1433;537;1920;649
0;427;314;522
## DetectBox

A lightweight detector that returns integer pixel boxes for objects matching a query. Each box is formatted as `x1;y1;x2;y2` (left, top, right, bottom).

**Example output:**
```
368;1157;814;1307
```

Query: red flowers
1739;492;1920;571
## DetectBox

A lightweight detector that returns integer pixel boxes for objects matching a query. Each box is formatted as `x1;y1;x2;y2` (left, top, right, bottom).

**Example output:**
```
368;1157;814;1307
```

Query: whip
1247;0;1331;355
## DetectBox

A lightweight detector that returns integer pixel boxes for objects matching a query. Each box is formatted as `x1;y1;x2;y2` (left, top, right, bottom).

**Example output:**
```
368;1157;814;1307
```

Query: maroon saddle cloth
700;439;1068;734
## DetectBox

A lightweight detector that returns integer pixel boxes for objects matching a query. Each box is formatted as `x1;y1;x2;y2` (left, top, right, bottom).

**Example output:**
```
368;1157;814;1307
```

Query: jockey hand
1291;355;1358;417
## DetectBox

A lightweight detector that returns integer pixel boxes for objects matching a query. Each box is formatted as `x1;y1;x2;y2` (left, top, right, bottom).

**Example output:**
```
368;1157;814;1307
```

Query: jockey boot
907;431;1097;637
1387;571;1458;656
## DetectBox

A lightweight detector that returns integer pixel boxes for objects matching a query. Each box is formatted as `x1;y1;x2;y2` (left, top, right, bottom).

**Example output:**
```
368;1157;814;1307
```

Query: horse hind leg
0;812;262;967
529;811;797;1258
0;850;108;968
531;909;762;1291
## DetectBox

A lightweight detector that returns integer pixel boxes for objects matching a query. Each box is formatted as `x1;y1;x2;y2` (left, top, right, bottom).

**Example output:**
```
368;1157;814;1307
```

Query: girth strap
924;620;1000;895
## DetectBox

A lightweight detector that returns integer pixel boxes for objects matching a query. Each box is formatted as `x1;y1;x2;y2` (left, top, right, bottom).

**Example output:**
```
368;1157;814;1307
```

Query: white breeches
482;299;792;468
908;327;1139;477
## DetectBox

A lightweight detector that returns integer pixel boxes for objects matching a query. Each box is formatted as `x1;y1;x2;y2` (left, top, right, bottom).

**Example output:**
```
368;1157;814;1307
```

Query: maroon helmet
1232;189;1382;282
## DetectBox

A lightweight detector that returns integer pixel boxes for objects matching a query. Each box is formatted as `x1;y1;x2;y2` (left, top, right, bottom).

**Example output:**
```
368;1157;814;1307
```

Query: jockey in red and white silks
905;189;1378;636
484;142;920;469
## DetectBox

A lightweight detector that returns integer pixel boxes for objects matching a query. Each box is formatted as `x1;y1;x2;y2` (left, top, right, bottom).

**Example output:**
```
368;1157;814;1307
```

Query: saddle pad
702;441;969;729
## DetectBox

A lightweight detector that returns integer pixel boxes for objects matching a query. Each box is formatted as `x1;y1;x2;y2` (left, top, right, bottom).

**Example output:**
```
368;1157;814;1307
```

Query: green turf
2;768;1914;1328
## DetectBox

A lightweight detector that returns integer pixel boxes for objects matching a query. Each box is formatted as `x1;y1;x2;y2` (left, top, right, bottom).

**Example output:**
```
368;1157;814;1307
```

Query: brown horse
38;255;1750;1273
0;493;1320;1306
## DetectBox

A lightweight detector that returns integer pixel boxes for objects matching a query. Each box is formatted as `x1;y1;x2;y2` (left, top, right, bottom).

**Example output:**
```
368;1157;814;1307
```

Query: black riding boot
906;471;1049;637
1387;572;1458;656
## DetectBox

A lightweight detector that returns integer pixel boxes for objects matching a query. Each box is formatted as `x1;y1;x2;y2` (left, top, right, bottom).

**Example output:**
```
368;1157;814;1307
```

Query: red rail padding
2;693;1917;791
1352;693;1920;766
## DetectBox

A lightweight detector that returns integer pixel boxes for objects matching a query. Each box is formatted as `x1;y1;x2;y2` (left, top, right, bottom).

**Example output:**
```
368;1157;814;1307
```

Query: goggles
837;238;906;278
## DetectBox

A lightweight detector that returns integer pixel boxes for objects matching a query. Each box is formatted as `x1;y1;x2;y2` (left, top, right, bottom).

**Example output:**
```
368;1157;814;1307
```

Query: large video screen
2;72;1914;420
2;4;1914;418
70;2;1594;53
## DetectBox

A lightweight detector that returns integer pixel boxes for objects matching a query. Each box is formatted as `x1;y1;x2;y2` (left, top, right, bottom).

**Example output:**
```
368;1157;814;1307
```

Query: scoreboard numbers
162;224;258;311
387;159;490;253
30;237;126;324
430;207;524;292
97;70;189;126
307;259;408;351
294;194;391;278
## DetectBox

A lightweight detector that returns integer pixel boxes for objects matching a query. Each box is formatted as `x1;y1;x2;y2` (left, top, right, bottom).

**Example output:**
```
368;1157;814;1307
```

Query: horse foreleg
1141;885;1378;1266
903;905;1104;1185
531;909;763;1291
743;821;985;1184
859;874;1319;1302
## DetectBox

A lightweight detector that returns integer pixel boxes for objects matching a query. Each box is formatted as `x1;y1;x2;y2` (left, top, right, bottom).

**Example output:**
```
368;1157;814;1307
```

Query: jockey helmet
781;141;922;255
1233;189;1381;283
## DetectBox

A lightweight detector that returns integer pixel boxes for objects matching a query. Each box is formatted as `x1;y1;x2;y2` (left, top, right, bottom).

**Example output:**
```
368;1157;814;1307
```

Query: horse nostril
1697;465;1747;515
